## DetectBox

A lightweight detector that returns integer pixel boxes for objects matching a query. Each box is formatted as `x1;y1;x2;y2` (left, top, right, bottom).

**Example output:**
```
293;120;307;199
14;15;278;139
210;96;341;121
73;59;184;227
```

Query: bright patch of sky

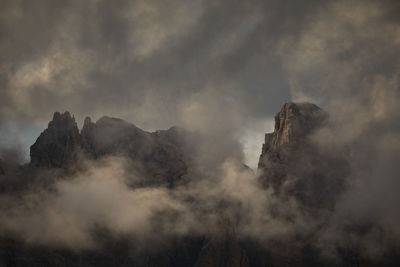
0;122;43;162
239;119;274;170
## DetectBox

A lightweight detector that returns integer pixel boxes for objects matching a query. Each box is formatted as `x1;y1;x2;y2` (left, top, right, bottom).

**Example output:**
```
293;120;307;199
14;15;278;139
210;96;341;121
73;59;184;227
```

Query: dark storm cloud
0;0;398;160
0;0;337;167
0;0;300;125
1;0;397;121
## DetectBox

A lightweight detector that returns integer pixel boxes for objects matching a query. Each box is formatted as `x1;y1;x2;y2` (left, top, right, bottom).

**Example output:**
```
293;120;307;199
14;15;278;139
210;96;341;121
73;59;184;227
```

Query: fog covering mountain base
0;102;399;267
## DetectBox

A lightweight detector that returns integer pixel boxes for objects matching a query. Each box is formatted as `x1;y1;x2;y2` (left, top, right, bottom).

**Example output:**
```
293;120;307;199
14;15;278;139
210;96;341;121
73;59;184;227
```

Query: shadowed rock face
81;116;188;187
258;102;347;209
30;112;188;187
81;116;149;158
3;103;396;267
262;102;327;151
30;111;82;168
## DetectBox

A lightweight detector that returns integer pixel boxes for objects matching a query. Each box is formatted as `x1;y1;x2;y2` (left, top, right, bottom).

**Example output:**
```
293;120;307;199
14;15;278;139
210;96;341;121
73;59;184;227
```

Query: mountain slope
0;102;398;267
258;102;348;209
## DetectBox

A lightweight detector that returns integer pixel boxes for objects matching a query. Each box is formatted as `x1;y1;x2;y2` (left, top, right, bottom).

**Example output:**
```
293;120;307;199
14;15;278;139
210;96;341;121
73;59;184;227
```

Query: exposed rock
258;102;347;209
80;116;97;157
29;112;189;186
3;104;395;267
81;116;148;157
30;111;82;168
260;102;327;152
81;116;188;187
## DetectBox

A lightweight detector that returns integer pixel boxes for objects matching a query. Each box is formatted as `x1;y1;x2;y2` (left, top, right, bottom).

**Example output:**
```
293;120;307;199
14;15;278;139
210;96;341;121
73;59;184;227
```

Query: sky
0;0;399;168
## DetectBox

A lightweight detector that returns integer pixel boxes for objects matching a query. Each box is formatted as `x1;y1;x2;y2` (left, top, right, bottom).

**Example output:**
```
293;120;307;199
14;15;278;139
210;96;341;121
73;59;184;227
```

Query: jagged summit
81;114;148;157
82;116;145;138
48;111;76;127
258;102;327;173
264;102;327;152
4;103;383;266
257;102;345;209
30;111;189;187
30;111;81;168
83;116;92;125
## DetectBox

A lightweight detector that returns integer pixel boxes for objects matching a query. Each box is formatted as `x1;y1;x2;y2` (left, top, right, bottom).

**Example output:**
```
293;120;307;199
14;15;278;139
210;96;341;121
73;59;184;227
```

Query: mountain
30;112;188;187
258;102;348;209
0;102;398;267
30;111;82;168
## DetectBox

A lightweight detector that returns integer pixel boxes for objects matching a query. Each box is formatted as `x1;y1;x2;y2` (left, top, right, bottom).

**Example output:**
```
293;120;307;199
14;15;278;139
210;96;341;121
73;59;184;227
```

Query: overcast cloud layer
0;0;400;166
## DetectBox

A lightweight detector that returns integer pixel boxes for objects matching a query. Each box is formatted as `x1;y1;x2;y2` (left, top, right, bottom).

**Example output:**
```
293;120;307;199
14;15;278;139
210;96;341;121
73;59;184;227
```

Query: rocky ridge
30;112;188;187
30;111;82;168
257;102;347;209
1;102;387;267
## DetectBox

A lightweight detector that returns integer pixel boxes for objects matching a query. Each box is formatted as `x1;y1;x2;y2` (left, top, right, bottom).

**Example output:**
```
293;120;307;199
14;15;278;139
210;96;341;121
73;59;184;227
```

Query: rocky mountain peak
265;102;327;152
83;116;92;126
48;111;76;128
82;116;95;132
30;111;81;168
30;112;189;187
259;102;327;171
257;102;345;209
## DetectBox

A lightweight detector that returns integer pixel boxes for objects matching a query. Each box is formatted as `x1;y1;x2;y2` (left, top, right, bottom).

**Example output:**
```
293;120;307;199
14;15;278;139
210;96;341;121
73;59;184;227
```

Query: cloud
0;157;195;249
0;155;305;251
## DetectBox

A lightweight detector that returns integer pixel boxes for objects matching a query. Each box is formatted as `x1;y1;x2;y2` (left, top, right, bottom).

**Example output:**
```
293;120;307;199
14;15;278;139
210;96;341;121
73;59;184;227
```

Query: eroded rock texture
81;116;188;187
30;112;188;187
1;104;394;267
30;111;82;168
258;102;347;209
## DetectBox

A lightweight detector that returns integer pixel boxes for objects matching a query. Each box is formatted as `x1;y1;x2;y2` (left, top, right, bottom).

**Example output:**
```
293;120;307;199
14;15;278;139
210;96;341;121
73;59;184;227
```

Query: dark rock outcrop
81;116;149;158
30;112;189;187
258;102;347;209
30;111;82;168
81;116;188;187
2;104;385;267
260;102;327;152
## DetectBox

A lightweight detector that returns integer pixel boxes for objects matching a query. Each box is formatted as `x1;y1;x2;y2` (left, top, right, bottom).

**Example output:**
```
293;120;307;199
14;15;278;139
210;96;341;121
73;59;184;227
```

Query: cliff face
1;104;394;267
30;112;82;168
81;116;188;187
29;104;346;206
260;102;327;151
81;116;149;158
30;112;188;187
258;102;347;209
